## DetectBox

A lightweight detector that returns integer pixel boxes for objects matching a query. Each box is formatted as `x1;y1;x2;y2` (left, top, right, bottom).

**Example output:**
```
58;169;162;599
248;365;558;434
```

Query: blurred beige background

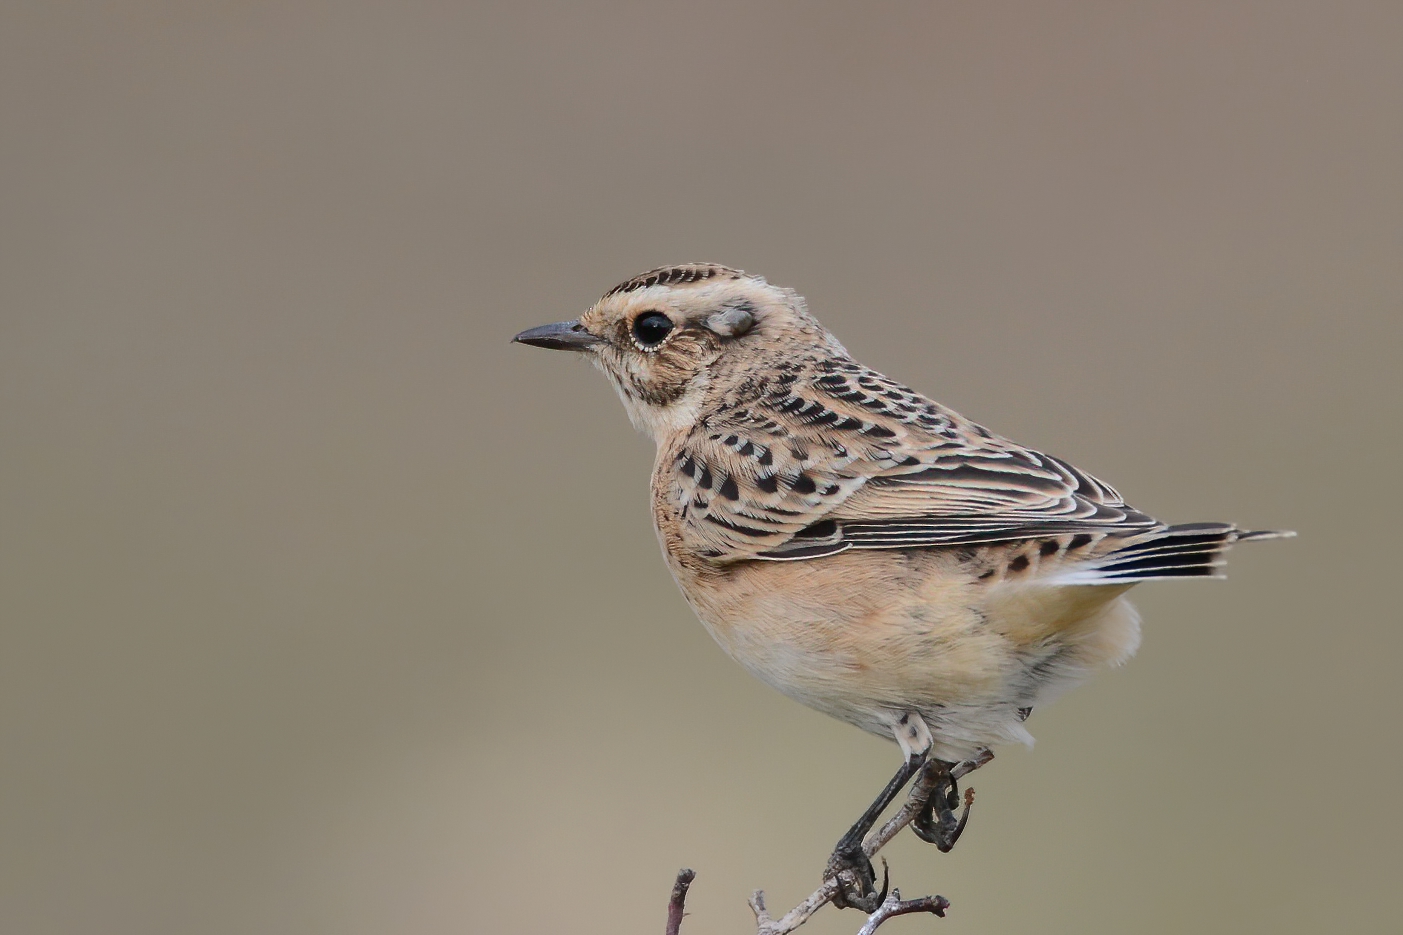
2;2;1399;933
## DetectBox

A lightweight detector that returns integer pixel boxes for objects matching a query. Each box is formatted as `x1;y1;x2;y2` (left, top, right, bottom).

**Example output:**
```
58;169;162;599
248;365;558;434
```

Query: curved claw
945;773;961;812
873;857;890;907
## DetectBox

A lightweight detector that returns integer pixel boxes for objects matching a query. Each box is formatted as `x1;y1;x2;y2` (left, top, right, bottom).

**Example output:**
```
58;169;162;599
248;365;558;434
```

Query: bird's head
513;264;846;440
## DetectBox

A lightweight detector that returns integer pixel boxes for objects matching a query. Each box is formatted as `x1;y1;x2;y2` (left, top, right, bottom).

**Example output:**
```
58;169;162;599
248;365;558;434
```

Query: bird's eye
631;312;674;348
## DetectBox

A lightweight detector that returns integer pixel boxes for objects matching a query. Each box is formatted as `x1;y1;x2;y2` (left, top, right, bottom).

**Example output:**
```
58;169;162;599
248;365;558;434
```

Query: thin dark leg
824;754;925;911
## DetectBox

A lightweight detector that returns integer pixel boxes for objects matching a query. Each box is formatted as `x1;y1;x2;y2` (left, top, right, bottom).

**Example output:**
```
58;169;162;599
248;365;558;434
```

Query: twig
854;890;949;935
748;750;992;935
665;868;696;935
748;877;836;935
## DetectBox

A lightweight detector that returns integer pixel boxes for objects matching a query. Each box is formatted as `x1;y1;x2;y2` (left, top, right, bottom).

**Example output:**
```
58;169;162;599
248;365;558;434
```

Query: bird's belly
672;551;1004;725
669;548;1139;755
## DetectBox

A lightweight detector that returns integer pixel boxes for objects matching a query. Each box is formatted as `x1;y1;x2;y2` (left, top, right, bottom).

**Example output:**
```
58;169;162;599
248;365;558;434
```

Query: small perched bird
513;264;1289;909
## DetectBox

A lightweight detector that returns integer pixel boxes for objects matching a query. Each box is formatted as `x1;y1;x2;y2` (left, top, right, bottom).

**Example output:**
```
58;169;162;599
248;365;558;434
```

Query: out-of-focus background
2;3;1399;933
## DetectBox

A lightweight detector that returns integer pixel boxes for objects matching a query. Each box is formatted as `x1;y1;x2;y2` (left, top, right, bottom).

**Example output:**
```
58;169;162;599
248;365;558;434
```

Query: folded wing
664;358;1162;562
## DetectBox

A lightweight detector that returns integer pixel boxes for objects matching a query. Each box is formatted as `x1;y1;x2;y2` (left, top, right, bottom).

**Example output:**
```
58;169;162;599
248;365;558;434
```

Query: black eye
631;312;674;347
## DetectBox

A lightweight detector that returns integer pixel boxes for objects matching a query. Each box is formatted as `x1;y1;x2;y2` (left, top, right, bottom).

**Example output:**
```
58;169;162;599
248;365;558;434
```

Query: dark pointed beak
511;319;603;351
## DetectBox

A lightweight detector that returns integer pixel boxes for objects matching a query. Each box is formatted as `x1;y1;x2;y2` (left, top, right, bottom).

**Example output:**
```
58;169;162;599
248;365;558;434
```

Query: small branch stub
666;868;696;935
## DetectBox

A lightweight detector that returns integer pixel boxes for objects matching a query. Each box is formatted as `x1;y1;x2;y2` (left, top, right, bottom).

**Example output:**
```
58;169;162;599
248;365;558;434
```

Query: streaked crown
600;263;747;298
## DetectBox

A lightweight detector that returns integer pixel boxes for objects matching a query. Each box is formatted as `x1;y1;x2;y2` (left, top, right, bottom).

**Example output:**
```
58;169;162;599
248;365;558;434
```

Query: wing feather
661;358;1160;563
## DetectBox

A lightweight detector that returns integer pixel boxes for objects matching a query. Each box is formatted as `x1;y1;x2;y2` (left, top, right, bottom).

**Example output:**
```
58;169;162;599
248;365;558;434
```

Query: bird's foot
910;757;980;852
824;840;888;913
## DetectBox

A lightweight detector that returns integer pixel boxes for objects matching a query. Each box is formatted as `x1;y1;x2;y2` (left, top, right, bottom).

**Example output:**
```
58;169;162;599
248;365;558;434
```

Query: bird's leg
825;712;933;912
824;754;923;911
910;751;989;852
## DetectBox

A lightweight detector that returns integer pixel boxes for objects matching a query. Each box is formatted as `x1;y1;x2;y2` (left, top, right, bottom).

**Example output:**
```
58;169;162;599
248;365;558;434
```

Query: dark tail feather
1048;523;1294;585
1237;529;1296;542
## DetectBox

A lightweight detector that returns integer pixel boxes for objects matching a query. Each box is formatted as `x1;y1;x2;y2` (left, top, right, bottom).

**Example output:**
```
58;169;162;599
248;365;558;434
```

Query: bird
512;263;1291;910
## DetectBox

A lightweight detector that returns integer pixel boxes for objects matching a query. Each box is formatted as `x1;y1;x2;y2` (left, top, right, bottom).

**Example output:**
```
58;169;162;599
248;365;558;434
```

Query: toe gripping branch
824;751;990;912
909;760;976;853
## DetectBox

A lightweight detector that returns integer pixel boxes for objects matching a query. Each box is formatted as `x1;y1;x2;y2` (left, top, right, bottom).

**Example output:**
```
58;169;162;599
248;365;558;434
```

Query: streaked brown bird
513;263;1290;910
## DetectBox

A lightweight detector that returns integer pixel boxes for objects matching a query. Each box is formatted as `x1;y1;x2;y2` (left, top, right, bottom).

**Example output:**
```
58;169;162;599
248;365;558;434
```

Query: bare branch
747;890;772;928
854;890;949;935
665;868;696;935
750;878;841;935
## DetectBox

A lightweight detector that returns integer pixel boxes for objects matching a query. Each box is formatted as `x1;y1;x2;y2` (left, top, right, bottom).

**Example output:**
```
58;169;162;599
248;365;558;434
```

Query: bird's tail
1049;523;1295;585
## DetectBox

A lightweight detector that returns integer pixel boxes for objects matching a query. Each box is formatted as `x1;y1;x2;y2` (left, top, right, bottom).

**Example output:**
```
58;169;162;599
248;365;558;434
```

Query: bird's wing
664;358;1160;562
